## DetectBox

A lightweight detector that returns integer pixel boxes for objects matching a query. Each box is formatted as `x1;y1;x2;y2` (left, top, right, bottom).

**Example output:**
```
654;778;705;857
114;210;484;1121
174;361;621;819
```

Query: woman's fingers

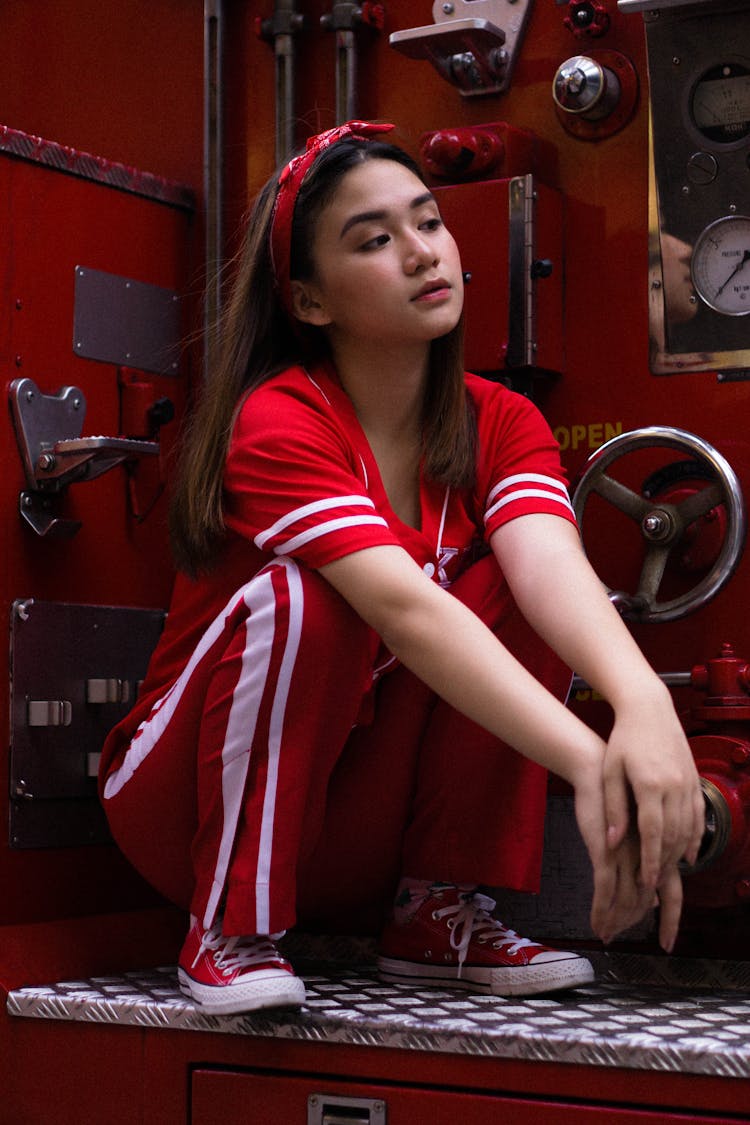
602;760;630;853
656;866;683;954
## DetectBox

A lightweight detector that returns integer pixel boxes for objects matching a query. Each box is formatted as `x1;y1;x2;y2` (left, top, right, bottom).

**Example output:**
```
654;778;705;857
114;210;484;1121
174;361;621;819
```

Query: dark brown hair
170;139;475;576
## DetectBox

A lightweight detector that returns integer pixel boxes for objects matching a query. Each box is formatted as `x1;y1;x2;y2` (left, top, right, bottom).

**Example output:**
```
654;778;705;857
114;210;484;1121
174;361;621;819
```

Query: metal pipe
335;28;357;123
203;0;225;376
274;0;298;165
571;671;693;692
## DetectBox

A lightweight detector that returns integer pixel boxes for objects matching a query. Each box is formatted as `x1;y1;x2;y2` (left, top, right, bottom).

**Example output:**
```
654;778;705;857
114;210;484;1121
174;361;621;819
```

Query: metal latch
389;0;531;97
9;377;158;537
27;700;73;728
308;1094;386;1124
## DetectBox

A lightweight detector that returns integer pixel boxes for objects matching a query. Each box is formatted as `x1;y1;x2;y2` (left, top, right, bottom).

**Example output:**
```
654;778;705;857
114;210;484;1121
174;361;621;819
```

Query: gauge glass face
691;216;750;316
690;63;750;144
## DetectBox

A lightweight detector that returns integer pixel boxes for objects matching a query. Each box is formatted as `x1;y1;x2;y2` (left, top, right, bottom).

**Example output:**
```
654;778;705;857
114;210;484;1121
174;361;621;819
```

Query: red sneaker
378;885;594;997
178;916;305;1015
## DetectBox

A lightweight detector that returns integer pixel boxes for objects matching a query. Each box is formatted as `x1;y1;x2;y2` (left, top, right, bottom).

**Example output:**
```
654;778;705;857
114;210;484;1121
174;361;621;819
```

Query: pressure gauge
690;63;750;145
691;215;750;316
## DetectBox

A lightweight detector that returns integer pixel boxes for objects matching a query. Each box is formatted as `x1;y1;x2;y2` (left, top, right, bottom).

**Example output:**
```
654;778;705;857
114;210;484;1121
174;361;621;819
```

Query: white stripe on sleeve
484;478;575;525
255;495;378;549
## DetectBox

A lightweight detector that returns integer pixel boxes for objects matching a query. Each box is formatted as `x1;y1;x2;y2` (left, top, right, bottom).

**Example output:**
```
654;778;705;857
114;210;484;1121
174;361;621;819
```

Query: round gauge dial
691;216;750;316
690;63;750;144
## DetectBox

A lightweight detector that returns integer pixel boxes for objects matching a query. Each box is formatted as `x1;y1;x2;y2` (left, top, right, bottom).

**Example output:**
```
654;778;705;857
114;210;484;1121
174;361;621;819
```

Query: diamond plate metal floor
8;956;750;1080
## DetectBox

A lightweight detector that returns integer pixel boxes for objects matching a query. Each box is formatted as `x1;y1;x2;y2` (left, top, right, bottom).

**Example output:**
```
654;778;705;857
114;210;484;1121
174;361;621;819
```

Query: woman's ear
290;280;332;327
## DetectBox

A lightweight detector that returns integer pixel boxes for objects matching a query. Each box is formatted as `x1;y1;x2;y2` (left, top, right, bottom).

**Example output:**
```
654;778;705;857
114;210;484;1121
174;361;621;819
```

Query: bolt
735;877;750;900
38;452;56;471
72;397;81;410
442;1;454;11
644;515;665;533
731;743;750;767
25;389;34;401
673;56;681;66
15;354;22;367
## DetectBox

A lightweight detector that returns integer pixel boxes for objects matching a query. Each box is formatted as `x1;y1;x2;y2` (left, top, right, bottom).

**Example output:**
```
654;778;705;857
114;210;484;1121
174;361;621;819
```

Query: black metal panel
9;599;164;848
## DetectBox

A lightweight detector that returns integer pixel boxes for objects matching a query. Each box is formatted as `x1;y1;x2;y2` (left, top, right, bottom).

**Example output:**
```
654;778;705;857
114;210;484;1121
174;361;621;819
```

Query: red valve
419;123;537;183
421;130;505;181
690;642;750;724
684;733;750;908
361;2;385;30
682;645;750;909
563;0;610;39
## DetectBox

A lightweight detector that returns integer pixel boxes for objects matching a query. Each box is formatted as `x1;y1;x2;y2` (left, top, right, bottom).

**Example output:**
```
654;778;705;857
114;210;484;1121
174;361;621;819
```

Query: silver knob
553;55;620;120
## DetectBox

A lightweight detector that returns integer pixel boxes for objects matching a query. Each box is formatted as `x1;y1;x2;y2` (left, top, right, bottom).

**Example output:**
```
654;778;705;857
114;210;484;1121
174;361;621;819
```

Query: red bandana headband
269;120;395;318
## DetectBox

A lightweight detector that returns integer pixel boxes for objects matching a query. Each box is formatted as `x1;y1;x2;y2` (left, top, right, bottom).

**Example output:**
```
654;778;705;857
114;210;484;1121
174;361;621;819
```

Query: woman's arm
319;543;652;943
490;513;704;935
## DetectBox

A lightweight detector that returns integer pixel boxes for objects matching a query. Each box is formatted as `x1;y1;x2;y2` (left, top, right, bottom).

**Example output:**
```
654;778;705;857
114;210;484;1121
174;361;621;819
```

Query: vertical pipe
204;0;224;376
274;0;297;166
335;28;357;123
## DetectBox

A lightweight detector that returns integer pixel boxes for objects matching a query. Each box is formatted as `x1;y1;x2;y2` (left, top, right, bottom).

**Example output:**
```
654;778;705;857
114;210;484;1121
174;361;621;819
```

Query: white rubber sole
178;966;306;1015
376;955;595;997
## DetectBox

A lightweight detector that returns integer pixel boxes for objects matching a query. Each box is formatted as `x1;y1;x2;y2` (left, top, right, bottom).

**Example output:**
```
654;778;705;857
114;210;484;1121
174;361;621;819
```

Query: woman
100;122;703;1016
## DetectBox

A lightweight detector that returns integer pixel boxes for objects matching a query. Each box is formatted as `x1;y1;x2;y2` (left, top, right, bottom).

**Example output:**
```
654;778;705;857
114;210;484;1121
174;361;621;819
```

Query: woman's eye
360;233;389;251
420;216;442;232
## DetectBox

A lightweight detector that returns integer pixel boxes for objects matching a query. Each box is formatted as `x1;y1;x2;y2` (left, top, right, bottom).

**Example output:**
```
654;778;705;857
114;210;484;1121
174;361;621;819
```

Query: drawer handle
308;1093;386;1124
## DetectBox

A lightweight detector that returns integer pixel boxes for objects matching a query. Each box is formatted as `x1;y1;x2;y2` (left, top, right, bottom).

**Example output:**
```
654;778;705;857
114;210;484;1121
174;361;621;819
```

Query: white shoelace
191;923;285;975
433;892;540;977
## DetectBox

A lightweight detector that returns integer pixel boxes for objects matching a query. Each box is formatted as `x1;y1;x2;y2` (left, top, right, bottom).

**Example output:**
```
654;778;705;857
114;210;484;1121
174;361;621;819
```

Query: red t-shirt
100;361;575;777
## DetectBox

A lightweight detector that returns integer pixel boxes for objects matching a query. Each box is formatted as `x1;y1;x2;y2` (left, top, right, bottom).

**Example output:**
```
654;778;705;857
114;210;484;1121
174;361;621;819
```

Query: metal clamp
389;0;531;97
9;377;158;537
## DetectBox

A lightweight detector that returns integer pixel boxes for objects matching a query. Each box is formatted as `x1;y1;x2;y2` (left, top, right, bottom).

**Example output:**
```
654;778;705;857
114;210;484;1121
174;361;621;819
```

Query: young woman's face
293;158;464;348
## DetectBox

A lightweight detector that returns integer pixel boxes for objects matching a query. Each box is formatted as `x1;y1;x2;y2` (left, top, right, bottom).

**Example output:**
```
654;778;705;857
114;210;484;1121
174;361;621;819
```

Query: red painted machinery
2;1;750;1121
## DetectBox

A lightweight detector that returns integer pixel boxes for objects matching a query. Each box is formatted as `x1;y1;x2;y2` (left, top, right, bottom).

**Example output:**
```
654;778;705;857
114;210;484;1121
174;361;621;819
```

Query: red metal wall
0;1;204;927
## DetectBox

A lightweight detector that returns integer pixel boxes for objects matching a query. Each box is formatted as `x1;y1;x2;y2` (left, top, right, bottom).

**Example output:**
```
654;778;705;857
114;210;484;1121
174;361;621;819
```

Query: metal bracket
389;0;531;97
9;377;158;537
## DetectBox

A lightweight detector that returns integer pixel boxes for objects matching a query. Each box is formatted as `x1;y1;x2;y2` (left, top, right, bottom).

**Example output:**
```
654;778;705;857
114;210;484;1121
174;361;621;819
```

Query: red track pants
102;553;571;937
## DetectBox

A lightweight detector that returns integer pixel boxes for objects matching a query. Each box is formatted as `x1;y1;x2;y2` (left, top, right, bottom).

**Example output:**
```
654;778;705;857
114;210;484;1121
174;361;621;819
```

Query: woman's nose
404;232;438;272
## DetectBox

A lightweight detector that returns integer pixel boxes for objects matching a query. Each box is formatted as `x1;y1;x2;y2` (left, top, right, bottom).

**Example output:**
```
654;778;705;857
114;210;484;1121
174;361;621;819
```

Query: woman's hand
573;772;654;943
492;514;706;951
602;690;705;893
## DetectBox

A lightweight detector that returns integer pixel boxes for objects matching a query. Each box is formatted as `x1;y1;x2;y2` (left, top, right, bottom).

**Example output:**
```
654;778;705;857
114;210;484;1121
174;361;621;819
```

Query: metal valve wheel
572;426;746;622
